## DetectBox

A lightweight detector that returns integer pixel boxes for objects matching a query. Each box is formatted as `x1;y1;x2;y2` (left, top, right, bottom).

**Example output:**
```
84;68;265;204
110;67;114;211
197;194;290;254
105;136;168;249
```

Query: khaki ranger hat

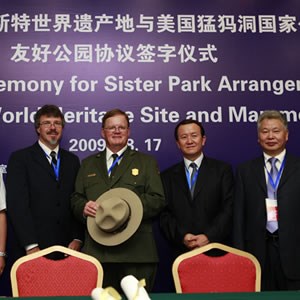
87;188;143;246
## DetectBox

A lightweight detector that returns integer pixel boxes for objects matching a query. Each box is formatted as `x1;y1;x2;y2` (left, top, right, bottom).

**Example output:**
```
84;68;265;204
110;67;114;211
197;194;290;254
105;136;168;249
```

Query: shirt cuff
25;243;39;251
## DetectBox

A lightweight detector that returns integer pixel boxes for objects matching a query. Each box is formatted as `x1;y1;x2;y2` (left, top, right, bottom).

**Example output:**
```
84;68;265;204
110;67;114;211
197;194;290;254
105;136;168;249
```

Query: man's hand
183;233;209;250
83;200;99;217
26;246;40;255
0;257;5;276
68;240;82;251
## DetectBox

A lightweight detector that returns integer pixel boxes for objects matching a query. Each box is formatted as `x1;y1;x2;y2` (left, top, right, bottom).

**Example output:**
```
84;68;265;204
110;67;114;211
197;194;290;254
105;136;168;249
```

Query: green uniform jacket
71;148;165;263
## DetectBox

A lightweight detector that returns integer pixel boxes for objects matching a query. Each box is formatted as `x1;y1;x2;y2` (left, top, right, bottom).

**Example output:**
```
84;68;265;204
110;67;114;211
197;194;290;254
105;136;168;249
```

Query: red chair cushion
178;252;256;293
16;255;99;296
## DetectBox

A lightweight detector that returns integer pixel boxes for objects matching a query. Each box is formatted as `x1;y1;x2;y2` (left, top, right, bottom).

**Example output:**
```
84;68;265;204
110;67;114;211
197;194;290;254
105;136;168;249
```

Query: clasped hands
183;233;209;250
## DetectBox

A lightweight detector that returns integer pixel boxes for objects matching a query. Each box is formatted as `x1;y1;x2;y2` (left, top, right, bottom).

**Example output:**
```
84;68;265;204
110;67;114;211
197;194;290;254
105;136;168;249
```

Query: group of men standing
1;105;300;293
161;111;300;291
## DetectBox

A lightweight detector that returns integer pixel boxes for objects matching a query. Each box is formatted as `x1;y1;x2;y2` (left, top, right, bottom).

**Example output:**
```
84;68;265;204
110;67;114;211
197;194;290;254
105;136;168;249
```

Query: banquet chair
10;245;103;297
172;242;261;293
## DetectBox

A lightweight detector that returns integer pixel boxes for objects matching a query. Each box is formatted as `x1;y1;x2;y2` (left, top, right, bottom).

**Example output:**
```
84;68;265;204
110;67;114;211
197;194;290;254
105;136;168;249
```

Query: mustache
47;129;58;135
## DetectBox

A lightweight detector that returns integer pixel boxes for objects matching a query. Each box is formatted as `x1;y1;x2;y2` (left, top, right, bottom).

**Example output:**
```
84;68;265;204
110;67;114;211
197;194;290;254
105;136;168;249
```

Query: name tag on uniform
265;198;278;221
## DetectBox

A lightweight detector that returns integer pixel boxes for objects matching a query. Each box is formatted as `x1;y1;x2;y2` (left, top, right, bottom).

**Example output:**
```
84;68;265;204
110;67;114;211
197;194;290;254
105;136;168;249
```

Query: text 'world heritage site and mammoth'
2;106;300;125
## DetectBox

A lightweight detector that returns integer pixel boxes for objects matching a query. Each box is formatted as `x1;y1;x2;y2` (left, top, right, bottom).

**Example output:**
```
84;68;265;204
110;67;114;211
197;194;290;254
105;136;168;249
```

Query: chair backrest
172;242;261;293
11;245;103;297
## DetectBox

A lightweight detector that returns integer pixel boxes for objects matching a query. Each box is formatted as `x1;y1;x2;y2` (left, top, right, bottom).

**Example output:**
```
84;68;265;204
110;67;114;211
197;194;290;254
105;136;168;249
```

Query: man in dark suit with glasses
6;104;83;262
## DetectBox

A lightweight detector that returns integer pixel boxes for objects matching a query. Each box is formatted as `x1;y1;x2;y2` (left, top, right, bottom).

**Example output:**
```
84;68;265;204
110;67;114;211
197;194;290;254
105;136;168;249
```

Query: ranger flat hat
87;188;143;246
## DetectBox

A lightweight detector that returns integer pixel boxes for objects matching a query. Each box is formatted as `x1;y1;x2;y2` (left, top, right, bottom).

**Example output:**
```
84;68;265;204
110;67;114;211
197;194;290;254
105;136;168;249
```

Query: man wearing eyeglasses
6;104;83;262
71;108;165;292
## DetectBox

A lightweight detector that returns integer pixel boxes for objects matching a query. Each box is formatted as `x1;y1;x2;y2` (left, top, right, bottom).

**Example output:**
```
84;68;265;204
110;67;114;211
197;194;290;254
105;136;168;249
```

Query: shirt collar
263;149;286;164
184;152;204;170
38;140;59;156
106;145;128;162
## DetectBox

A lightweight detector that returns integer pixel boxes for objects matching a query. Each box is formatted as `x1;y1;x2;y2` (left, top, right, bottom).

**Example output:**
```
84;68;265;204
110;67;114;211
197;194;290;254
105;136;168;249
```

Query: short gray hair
257;110;288;131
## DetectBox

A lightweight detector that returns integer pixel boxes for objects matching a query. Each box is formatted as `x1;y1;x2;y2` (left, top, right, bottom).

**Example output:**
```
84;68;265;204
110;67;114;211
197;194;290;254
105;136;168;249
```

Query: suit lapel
110;148;135;185
278;154;295;189
252;156;267;194
57;150;69;182
250;154;294;197
31;143;57;180
171;162;191;200
193;157;208;198
94;150;110;185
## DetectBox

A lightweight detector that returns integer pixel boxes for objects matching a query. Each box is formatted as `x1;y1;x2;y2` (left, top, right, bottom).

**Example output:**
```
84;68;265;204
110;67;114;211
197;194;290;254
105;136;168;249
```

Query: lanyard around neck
185;164;199;189
108;152;125;176
45;151;61;181
264;156;285;190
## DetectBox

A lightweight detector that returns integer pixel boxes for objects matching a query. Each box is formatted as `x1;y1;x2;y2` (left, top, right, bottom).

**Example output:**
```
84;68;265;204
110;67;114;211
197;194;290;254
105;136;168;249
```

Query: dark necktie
50;151;57;166
266;157;279;233
110;154;119;178
190;162;197;197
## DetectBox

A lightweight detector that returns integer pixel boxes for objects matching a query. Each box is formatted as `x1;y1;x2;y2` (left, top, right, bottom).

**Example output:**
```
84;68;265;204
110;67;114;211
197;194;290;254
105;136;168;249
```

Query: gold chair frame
11;245;103;297
172;242;261;293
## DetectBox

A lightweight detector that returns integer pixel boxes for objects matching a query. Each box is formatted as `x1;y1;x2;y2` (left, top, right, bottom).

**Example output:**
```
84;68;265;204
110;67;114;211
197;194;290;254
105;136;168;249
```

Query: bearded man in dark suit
6;105;83;262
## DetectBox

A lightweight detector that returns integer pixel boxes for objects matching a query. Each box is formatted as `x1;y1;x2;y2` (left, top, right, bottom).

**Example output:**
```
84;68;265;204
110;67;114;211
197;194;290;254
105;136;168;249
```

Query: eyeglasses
39;121;63;128
104;126;128;132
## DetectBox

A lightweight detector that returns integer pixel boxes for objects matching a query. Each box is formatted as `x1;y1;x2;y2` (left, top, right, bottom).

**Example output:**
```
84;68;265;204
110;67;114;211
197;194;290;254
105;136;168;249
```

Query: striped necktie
266;157;279;233
190;162;197;198
50;151;57;165
110;154;119;178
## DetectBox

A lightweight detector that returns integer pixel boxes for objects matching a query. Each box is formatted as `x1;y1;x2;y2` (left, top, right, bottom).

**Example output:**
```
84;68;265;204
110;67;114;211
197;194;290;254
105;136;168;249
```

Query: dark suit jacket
233;153;300;280
160;156;234;255
71;147;165;263
6;142;82;260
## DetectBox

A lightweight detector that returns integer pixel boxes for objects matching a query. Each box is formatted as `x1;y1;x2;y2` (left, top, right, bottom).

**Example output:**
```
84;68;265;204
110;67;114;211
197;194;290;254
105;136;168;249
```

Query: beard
49;137;58;145
47;130;59;145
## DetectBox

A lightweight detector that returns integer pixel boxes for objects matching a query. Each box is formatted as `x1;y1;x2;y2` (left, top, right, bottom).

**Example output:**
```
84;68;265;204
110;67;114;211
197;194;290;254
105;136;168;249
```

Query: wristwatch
0;251;7;257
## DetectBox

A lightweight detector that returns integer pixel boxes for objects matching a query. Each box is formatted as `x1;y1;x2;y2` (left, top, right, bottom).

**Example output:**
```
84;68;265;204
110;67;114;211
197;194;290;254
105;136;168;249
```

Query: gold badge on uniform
132;168;139;176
